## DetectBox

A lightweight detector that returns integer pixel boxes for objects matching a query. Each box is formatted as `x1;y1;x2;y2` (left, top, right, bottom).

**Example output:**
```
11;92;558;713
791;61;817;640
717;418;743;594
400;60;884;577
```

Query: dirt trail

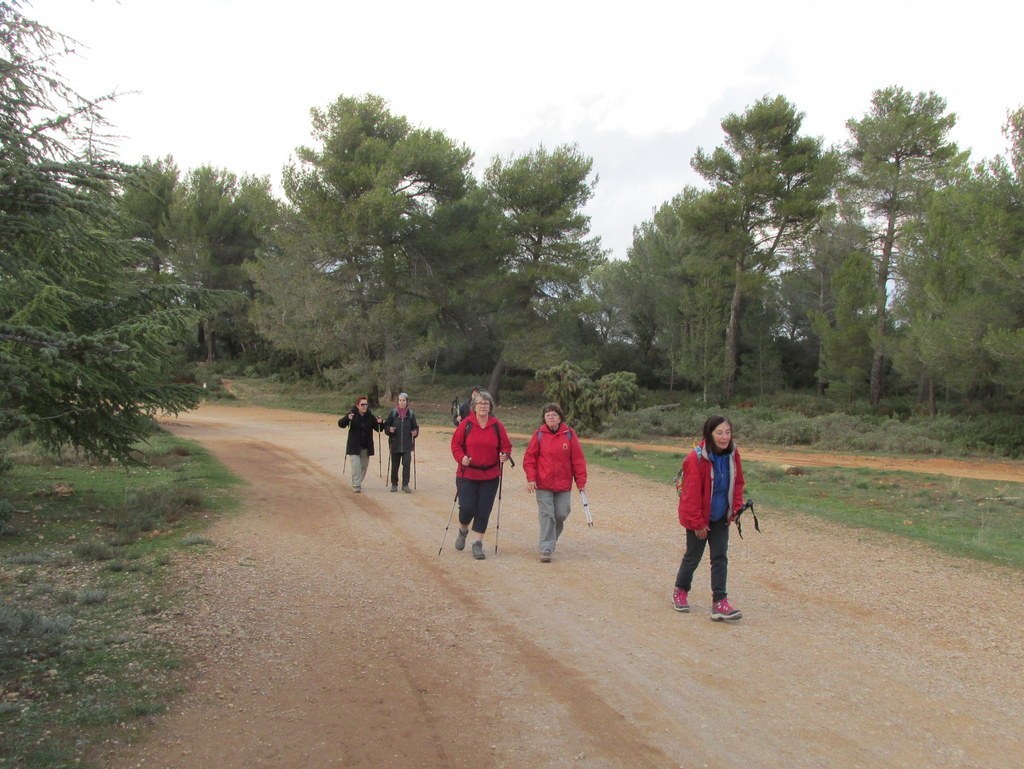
104;404;1024;769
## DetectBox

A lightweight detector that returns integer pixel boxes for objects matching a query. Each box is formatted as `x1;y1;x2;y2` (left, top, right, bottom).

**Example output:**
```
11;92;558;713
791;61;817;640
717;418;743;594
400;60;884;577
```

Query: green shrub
76;589;108;605
0;603;73;636
73;542;116;561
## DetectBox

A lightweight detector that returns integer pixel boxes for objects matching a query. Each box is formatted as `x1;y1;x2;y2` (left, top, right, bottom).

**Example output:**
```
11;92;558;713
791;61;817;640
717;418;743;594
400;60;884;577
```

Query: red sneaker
711;597;741;621
672;588;690;612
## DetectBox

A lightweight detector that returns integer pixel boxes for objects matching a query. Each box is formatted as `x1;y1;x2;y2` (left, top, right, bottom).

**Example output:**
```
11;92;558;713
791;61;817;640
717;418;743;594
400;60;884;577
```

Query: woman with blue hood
672;415;745;621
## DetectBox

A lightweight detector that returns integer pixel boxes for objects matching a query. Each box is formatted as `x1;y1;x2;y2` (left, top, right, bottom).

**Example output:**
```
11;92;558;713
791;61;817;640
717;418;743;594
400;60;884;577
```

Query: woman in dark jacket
673;415;745;621
337;396;383;493
383;392;419;493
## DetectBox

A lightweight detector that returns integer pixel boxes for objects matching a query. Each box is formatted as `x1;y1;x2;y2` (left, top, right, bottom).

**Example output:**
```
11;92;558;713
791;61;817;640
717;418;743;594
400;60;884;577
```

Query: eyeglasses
358;402;368;407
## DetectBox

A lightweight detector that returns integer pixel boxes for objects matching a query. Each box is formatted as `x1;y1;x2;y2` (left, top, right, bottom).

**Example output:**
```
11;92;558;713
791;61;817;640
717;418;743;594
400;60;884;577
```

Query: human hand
461;456;471;467
526;481;536;493
389;426;395;433
694;527;709;540
499;452;508;464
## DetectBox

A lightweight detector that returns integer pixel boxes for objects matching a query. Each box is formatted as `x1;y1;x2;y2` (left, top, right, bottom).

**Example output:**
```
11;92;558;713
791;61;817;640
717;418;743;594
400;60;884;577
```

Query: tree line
4;2;1024;466
122;89;1024;413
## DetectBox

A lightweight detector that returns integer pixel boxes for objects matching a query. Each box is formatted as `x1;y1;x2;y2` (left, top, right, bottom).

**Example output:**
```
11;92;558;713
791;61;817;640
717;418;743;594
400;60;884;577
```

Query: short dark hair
702;415;734;455
541;403;565;422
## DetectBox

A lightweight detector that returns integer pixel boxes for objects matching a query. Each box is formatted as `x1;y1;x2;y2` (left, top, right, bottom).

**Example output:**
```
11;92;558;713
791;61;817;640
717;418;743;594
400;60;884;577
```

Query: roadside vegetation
0;432;239;768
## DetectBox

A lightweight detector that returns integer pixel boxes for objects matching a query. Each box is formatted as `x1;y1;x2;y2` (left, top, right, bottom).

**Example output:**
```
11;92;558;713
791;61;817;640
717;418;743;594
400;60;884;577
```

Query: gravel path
103;404;1024;769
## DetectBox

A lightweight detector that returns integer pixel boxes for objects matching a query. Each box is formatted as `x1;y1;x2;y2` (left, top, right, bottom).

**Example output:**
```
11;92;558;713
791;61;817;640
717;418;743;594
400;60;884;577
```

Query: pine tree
1;2;203;463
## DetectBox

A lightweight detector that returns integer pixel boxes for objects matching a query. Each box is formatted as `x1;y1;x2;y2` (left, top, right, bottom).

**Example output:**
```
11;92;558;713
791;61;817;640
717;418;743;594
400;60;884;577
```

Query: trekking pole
412;436;417;490
385;450;391;487
580;489;594;527
494;460;505;554
438;487;460;556
343;453;348;475
377;426;382;477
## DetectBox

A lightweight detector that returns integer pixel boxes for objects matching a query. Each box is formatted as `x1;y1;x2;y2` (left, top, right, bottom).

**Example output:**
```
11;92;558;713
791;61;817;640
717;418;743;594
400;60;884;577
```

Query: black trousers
456;476;500;534
675;517;731;601
389;451;411;486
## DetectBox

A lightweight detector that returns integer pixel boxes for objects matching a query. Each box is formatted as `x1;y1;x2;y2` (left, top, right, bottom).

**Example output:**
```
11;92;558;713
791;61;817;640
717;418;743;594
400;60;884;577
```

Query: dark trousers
675;517;731;601
456;476;500;534
389;451;411;486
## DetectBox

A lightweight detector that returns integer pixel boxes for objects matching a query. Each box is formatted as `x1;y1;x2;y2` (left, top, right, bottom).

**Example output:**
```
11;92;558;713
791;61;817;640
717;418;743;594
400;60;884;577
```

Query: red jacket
523;423;587;492
677;442;745;530
451;417;513;481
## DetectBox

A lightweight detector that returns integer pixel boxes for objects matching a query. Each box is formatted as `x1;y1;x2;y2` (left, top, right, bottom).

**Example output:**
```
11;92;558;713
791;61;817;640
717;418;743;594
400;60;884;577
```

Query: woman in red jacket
522;403;587;563
450;390;513;560
673;415;745;621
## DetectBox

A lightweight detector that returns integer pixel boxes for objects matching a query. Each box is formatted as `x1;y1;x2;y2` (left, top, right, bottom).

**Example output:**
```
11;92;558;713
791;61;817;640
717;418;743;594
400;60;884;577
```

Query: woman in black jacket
337;396;383;493
383;392;419;492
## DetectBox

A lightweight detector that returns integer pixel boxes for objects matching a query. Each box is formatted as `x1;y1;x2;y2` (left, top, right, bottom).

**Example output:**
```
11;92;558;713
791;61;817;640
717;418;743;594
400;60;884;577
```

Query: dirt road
107;404;1024;769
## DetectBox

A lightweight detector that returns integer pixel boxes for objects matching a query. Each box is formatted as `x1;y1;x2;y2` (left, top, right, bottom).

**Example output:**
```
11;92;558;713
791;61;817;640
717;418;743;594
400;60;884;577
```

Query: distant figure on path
337;396;383;493
383;392;419;493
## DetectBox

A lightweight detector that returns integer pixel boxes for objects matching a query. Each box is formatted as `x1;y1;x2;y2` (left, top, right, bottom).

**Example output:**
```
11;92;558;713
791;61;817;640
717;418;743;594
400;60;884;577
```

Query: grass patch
0;430;240;768
586;449;1024;569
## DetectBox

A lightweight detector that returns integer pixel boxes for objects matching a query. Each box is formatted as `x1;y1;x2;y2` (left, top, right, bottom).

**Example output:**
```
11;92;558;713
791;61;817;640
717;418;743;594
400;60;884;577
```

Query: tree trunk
722;261;743;402
204;319;215;364
487;354;505;404
870;203;899;406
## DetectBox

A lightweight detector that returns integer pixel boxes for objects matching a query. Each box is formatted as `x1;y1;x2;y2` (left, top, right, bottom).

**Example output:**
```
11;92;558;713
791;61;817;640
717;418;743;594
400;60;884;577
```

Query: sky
25;0;1024;260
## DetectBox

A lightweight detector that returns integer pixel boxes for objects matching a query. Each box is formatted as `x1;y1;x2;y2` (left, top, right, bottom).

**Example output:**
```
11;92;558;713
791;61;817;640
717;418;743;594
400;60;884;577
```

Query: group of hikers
338;387;746;621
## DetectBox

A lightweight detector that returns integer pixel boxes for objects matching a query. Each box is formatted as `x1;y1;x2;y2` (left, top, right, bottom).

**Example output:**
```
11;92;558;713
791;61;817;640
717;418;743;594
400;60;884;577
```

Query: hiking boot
471;540;486;560
402;485;412;493
390;484;398;492
354;487;361;493
711;597;741;621
672;588;690;612
454;528;468;551
540;549;552;563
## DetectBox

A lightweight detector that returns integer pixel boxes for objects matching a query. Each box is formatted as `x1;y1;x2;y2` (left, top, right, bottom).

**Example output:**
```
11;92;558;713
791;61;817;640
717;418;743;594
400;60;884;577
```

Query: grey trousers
536;489;571;553
349;450;369;489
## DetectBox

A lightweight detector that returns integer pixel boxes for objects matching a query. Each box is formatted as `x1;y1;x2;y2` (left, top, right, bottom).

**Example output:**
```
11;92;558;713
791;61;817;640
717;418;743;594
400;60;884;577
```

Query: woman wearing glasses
450;389;513;560
338;397;384;493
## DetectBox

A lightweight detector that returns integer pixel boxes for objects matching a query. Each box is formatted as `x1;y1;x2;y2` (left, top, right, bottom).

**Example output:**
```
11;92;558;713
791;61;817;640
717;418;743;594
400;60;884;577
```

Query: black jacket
383;408;419;454
338;408;383;455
